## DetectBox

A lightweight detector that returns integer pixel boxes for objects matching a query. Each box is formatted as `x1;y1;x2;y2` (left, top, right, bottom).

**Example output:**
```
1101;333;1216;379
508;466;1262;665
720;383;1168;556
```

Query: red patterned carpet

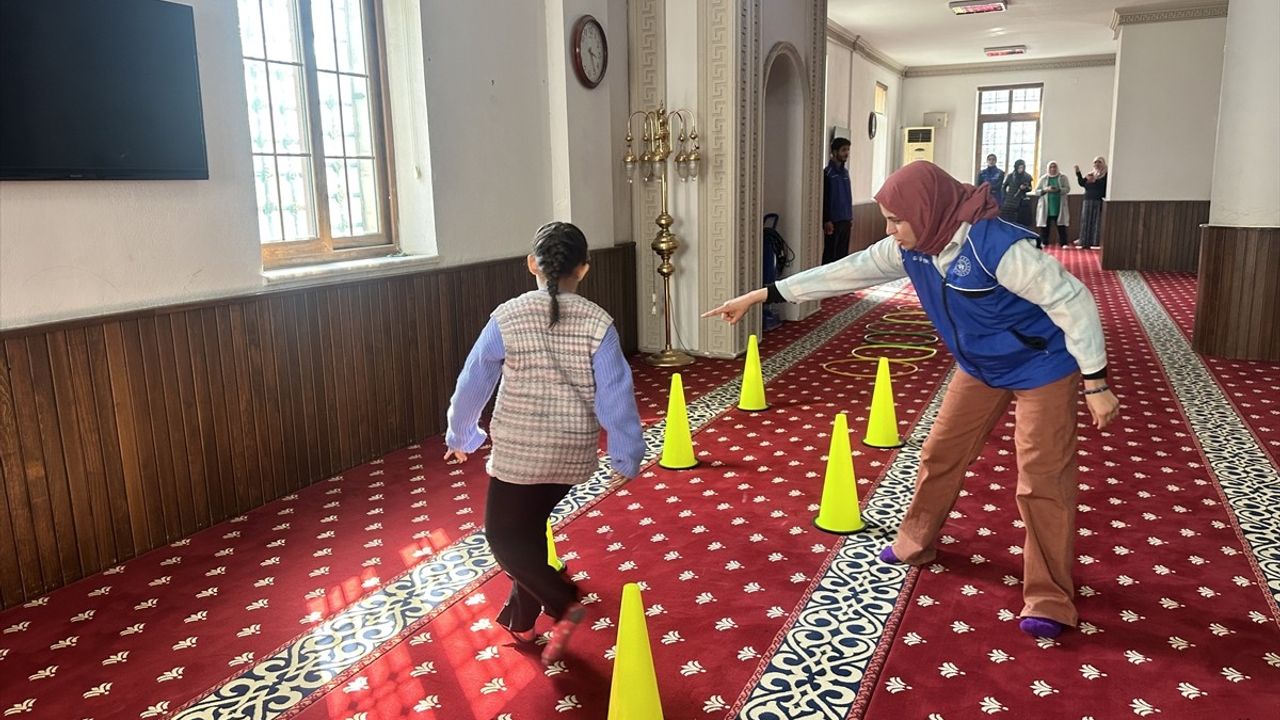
857;249;1280;719
3;252;1278;720
282;287;951;719
1143;270;1280;465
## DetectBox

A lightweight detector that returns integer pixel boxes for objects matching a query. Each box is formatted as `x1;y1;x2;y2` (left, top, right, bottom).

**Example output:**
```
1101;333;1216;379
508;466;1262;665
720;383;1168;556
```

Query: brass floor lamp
622;105;700;367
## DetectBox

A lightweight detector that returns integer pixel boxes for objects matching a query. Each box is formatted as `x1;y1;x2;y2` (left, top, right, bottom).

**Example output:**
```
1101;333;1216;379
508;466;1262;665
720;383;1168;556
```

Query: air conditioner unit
902;126;935;166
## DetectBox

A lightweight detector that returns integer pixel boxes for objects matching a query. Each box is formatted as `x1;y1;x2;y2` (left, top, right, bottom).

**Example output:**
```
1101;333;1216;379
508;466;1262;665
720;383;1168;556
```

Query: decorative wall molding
628;0;666;353
904;53;1117;78
826;22;905;77
802;1;828;320
697;0;760;359
1110;1;1230;38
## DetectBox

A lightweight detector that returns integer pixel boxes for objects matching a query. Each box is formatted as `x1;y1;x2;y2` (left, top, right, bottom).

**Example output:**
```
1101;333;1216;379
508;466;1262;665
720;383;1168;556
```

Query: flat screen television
0;0;209;180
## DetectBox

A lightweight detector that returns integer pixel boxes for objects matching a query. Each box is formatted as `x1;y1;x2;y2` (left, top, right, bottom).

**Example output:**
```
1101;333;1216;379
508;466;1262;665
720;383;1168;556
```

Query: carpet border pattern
1119;272;1280;605
735;369;952;719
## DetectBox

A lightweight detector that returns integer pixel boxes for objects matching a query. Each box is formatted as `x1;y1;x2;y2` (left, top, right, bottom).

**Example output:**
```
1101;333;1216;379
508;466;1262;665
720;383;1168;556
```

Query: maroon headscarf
873;161;1000;256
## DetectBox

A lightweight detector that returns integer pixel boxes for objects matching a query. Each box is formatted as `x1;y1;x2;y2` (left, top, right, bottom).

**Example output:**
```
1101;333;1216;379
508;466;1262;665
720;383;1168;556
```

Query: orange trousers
891;369;1081;626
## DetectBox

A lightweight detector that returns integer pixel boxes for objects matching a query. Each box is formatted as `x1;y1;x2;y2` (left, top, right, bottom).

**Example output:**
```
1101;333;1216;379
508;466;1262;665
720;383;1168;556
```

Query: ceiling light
950;1;1008;15
984;45;1026;57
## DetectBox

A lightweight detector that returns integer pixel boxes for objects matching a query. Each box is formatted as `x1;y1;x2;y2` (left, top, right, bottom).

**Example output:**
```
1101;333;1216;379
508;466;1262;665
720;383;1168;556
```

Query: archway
760;43;808;326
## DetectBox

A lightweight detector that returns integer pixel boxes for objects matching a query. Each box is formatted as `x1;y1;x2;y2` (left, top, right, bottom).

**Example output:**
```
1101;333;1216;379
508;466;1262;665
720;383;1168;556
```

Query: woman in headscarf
1074;157;1108;250
1034;161;1071;248
702;161;1120;639
1000;159;1034;233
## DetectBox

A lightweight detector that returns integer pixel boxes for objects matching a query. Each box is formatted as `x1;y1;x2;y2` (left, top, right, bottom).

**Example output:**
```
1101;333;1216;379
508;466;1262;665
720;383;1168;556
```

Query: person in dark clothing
1000;159;1034;233
976;153;1006;205
822;137;853;264
1074;157;1108;250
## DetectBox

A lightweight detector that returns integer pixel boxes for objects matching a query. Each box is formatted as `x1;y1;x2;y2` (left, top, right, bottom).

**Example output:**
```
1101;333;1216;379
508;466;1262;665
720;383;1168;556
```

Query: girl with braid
445;221;644;664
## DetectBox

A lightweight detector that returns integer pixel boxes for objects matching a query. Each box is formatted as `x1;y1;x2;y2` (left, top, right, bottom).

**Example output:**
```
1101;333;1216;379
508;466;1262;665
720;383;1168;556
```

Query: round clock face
574;17;607;88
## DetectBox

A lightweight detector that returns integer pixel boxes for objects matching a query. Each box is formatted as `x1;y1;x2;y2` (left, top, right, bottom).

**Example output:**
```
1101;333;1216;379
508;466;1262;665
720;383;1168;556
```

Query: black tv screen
0;0;209;180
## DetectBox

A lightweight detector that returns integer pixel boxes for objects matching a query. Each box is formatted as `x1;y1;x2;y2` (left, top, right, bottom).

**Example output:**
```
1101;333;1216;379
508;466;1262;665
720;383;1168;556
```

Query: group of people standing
977;155;1109;250
824;142;1110;266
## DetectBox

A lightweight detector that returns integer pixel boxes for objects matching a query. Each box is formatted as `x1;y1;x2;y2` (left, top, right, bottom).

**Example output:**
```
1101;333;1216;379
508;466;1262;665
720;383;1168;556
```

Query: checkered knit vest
487;290;614;485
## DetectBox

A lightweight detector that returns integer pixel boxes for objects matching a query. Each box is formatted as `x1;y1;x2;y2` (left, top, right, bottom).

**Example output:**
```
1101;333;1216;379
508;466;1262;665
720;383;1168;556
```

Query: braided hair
532;221;590;327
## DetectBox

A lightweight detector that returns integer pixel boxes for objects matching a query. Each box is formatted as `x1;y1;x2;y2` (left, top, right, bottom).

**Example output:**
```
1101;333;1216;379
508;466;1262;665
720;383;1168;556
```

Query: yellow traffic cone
737;334;768;412
546;521;565;572
659;373;698;469
862;356;905;449
814;412;866;534
608;583;664;720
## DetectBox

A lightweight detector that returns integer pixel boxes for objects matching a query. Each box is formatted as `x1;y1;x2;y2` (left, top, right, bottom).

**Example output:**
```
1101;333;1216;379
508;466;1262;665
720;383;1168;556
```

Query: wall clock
572;15;608;89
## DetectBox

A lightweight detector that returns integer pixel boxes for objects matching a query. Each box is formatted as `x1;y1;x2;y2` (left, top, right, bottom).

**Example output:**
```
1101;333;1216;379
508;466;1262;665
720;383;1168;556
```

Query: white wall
825;39;903;203
1109;18;1227;202
1209;0;1280;226
0;0;632;329
900;63;1116;185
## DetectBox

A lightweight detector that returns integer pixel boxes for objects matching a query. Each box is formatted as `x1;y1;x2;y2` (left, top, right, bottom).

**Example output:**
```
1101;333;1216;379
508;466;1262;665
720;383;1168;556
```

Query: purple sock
1019;617;1066;639
879;546;901;564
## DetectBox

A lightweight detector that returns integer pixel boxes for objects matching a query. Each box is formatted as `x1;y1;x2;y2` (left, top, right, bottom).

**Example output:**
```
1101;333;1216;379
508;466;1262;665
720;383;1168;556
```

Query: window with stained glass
237;0;394;266
975;83;1043;181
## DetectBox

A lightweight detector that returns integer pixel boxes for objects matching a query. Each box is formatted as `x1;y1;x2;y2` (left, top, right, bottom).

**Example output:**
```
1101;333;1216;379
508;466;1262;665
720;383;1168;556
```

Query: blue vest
901;218;1080;390
977;166;1005;204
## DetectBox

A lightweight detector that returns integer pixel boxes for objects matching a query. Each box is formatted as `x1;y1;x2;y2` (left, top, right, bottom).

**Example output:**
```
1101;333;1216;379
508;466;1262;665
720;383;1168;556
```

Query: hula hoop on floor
850;343;939;363
822;358;920;379
866;320;937;333
862;330;939;346
881;311;933;325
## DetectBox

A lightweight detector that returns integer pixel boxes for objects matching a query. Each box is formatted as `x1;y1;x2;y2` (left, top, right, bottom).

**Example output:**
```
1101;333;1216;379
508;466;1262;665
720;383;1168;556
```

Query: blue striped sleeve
445;317;504;453
592;326;645;478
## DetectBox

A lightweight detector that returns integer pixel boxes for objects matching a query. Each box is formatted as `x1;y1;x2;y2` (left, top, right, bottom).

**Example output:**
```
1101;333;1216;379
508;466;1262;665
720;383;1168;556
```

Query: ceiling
828;0;1158;68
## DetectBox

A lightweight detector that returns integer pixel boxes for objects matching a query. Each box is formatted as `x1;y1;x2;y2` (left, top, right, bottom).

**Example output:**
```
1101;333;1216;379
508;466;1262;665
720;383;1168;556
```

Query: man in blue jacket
822;137;853;264
977;153;1006;205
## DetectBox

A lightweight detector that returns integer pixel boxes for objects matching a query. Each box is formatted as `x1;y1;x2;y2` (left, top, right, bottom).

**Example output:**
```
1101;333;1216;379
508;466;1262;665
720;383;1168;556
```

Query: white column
1107;17;1227;202
1208;0;1280;227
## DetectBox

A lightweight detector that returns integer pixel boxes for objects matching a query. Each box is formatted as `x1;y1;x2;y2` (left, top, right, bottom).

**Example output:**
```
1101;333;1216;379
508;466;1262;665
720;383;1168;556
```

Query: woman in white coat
1034;161;1071;248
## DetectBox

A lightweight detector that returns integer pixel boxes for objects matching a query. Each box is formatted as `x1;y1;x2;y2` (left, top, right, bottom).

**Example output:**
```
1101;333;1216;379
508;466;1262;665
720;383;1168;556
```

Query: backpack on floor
763;213;794;284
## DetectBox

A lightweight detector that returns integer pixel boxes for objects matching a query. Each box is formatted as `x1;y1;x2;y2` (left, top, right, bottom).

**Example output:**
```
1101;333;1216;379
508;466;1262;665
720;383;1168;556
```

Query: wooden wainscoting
850;202;884;253
1099;200;1209;272
0;244;636;608
1194;226;1280;361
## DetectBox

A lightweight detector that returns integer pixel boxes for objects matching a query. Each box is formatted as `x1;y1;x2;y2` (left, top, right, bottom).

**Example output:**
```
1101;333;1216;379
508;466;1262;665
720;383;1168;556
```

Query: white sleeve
994;240;1108;375
775;237;907;303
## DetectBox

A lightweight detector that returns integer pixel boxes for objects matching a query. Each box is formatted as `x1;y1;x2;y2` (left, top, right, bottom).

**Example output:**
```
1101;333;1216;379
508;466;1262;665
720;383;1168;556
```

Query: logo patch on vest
953;255;973;277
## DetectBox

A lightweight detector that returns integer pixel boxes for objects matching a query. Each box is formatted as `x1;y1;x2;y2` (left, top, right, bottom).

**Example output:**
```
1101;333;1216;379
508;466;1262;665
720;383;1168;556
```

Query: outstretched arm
444;318;505;461
702;237;907;324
